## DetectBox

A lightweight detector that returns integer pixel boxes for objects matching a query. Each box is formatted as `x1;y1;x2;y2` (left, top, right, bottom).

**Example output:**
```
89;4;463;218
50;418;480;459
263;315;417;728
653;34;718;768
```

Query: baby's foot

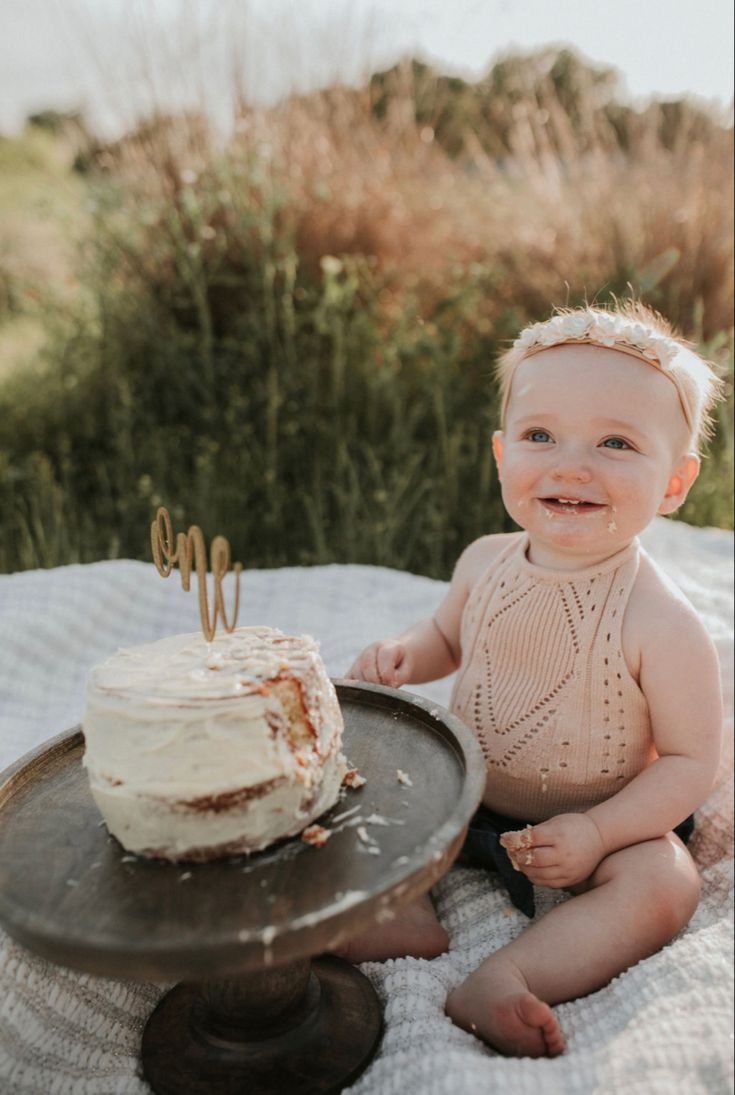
332;895;449;963
446;968;565;1058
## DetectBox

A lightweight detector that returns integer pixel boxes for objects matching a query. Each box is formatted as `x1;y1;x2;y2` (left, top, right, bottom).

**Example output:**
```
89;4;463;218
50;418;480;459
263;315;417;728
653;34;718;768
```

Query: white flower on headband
513;310;680;373
516;325;540;350
651;338;678;370
539;323;563;346
588;314;618;346
562;313;591;339
627;323;649;346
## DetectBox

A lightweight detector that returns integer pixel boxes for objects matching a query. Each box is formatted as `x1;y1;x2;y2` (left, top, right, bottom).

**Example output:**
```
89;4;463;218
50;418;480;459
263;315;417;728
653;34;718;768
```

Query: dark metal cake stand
0;681;484;1094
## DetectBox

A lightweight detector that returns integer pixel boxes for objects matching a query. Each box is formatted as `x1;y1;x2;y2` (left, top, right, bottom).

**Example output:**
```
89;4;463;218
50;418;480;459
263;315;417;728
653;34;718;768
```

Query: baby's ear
492;431;505;476
658;454;700;515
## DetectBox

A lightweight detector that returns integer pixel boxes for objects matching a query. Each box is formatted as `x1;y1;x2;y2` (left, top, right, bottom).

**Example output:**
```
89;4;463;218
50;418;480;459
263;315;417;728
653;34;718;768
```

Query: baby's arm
346;534;511;689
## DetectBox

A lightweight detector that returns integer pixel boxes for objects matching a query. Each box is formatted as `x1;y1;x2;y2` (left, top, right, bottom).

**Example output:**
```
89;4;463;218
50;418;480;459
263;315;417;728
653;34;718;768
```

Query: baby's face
494;344;696;568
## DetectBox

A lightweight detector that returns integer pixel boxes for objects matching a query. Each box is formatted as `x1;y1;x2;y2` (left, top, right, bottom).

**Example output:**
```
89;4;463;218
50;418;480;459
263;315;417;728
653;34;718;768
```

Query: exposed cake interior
82;627;346;860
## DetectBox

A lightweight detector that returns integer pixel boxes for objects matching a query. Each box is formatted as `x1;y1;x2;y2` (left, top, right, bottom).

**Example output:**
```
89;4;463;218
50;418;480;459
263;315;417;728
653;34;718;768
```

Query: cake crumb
500;825;534;852
343;768;367;789
500;824;535;871
396;769;413;787
331;804;361;825
302;824;331;848
356;826;381;853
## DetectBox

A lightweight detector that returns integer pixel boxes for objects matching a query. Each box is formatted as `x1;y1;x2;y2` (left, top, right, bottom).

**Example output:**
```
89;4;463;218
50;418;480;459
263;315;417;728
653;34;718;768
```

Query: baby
344;302;724;1059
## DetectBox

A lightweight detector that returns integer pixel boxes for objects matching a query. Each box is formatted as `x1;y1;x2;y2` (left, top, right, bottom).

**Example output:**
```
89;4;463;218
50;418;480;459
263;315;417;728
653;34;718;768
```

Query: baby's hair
496;300;725;453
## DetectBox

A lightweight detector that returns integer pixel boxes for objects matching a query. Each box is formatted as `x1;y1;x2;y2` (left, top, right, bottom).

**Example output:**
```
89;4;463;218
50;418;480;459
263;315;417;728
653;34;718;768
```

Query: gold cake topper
150;507;241;642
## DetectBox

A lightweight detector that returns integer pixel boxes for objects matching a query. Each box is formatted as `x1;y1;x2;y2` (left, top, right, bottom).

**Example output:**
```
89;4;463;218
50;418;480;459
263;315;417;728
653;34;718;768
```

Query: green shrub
1;55;732;574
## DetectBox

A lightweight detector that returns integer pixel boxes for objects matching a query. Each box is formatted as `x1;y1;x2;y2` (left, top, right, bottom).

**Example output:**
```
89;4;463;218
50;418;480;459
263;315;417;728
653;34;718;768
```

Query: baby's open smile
539;496;607;517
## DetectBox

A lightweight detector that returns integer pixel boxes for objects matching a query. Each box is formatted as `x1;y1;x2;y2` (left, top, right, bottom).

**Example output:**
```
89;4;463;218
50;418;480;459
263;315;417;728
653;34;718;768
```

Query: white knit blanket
0;517;732;1094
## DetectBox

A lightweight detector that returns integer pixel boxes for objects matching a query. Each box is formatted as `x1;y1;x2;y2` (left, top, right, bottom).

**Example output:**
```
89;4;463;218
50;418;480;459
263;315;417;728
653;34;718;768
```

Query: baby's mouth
540;497;606;515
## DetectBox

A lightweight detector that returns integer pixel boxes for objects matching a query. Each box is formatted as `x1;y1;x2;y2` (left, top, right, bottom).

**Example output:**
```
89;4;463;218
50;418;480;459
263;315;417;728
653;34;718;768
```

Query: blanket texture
0;517;732;1094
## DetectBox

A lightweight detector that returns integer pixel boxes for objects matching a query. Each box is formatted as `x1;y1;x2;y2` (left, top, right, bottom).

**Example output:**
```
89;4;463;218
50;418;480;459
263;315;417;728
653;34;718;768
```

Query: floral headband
502;310;704;438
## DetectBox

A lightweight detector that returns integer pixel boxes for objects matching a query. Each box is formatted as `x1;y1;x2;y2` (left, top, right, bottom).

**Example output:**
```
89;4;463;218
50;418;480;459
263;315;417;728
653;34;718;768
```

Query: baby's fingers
521;846;558;869
344;656;362;680
506;844;558;874
376;642;406;687
346;643;383;683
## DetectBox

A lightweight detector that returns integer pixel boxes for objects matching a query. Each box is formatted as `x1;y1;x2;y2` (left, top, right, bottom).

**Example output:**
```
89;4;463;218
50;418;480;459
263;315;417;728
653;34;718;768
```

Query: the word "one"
150;507;241;642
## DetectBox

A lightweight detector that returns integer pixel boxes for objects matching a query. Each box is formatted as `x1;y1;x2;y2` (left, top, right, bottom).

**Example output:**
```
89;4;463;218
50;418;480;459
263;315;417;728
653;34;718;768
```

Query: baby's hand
500;813;605;889
345;640;411;689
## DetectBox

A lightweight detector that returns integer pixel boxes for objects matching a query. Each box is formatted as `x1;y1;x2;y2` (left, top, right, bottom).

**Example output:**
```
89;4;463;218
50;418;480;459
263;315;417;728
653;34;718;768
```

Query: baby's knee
625;838;700;935
652;854;700;936
594;836;700;936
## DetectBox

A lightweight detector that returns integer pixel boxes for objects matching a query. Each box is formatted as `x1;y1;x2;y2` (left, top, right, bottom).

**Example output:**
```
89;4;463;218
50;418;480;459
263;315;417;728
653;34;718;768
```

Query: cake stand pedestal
0;681;484;1094
141;957;383;1094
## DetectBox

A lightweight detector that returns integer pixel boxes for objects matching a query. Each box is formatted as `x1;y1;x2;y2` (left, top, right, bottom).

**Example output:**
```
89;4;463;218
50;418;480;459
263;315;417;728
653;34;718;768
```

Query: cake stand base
141;956;383;1095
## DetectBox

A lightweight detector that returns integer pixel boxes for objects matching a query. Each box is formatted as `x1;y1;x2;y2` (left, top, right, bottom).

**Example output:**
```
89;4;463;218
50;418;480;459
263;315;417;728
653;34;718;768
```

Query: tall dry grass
89;50;732;343
1;48;732;572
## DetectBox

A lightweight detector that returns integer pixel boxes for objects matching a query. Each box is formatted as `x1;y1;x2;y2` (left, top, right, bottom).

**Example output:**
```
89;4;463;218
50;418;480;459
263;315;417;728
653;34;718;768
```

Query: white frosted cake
82;627;347;861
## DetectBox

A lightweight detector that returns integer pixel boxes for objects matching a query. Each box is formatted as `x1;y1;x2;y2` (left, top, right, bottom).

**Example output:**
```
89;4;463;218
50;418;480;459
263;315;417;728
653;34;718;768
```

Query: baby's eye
600;437;632;450
525;429;553;443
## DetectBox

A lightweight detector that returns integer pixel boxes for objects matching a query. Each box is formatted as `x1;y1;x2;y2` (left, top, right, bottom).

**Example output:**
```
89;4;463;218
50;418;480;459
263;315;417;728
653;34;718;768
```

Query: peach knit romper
450;533;655;822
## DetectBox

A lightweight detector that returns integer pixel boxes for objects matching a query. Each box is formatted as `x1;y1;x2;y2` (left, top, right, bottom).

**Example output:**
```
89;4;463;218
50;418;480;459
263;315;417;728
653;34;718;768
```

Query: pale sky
1;0;733;137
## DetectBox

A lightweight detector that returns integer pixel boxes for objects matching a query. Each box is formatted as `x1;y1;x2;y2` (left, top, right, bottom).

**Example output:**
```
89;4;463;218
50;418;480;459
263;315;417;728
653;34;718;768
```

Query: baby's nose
551;460;592;484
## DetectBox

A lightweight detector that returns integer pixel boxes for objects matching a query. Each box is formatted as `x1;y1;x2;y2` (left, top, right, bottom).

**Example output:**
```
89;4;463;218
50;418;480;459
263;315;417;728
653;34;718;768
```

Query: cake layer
82;627;346;860
89;748;346;860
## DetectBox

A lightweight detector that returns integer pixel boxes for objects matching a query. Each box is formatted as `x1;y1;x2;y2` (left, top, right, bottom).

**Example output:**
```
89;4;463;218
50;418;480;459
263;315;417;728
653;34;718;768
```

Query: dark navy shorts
458;804;695;918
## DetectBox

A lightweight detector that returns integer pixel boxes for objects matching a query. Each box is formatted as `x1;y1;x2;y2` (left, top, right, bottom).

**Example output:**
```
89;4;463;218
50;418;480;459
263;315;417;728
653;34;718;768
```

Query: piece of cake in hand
82;626;347;860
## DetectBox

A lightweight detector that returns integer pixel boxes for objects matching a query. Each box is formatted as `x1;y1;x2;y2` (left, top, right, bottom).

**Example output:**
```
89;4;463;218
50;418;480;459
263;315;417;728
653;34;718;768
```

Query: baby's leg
333;893;449;963
446;833;700;1057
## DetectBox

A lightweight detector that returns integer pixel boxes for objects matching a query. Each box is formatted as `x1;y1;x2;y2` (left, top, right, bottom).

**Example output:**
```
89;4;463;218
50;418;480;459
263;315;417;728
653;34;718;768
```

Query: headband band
502;311;701;437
